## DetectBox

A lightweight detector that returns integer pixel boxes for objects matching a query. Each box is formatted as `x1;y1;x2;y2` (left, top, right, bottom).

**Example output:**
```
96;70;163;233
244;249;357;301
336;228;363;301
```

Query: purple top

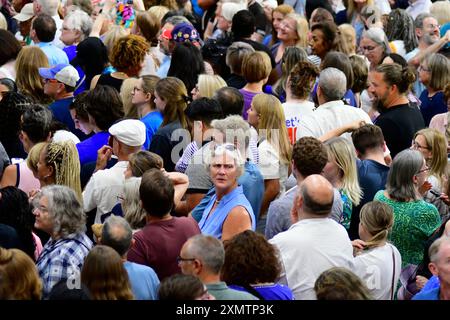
240;89;262;120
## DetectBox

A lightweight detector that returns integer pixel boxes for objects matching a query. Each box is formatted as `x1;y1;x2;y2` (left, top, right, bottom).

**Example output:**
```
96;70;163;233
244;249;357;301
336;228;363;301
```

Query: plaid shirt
36;232;93;299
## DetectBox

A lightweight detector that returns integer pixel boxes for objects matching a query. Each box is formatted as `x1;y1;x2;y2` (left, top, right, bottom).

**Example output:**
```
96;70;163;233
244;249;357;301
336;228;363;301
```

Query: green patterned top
374;190;441;268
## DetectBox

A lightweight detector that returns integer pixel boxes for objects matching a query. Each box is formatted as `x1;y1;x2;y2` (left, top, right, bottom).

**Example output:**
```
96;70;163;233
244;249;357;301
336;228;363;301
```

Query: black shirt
375;103;425;158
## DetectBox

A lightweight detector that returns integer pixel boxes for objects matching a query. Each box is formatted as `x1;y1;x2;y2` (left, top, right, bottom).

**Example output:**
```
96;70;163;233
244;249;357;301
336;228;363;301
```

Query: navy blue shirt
419;90;447;127
49;97;88;141
348;159;390;239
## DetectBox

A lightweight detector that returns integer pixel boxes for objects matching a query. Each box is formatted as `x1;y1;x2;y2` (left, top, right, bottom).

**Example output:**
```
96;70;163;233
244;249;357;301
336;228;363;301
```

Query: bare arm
90;74;101;90
409;30;450;67
318;120;366;142
0;165;17;188
133;0;145;11
260;179;280;217
185;193;206;213
222;206;252;241
165;171;189;214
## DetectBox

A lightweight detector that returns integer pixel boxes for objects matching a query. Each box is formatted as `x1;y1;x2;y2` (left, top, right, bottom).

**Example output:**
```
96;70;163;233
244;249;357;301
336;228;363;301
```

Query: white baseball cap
38;64;80;87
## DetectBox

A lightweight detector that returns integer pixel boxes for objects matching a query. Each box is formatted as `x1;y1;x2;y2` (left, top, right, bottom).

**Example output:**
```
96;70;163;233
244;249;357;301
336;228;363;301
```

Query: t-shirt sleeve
83;173;98;212
418;205;441;238
127;234;148;266
258;141;281;180
186;161;212;193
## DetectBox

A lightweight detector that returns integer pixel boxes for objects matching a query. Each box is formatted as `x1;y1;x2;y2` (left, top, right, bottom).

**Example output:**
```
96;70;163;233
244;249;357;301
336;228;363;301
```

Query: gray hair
186;235;224;274
122;177;146;230
361;27;391;54
65;9;93;41
205;143;245;178
101;216;133;257
164;16;191;26
414;13;436;30
225;41;255;74
211;115;251;150
386;149;424;202
318;67;347;102
36;0;60;16
429;235;450;263
39;185;85;237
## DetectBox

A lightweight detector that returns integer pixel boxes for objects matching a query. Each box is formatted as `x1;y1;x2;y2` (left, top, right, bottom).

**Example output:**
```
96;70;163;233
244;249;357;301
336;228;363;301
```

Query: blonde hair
44;141;82;201
325;137;362;206
347;0;374;19
430;1;450;26
337;24;357;55
103;25;128;55
197;74;227;98
0;248;42;300
15;46;52;104
147;5;170;22
284;13;309;48
0;12;7;30
26;142;48;175
251;94;292;164
120;78;140;119
359;201;394;250
123;177;146;230
242;51;272;83
414;128;448;186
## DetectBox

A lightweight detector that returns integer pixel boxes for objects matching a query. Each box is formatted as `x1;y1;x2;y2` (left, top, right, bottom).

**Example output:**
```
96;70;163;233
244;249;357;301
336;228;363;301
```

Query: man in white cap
83;119;146;224
13;3;34;46
38;63;85;139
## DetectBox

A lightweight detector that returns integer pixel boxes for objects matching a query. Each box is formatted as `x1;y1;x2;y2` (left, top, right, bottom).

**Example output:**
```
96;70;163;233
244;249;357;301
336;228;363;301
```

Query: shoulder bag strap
390;244;396;300
243;284;266;300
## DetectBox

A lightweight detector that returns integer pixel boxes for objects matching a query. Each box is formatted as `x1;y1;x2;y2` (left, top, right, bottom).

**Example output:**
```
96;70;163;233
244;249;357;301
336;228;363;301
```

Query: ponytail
359;201;394;250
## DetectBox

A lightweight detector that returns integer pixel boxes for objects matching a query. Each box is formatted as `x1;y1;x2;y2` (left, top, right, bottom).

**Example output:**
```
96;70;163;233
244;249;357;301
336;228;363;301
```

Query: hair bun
401;67;416;85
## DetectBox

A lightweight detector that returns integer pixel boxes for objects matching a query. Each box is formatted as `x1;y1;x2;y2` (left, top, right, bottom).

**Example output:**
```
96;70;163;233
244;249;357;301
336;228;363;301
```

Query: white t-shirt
353;243;402;300
374;0;391;15
270;218;354;300
282;100;315;145
257;139;289;196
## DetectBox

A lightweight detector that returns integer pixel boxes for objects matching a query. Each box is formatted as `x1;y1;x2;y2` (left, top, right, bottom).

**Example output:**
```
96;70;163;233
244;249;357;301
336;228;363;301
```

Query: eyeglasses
214;143;236;152
176;256;196;264
279;21;295;31
43;78;59;84
424;23;440;30
33;205;48;213
416;166;430;174
418;65;430;72
360;45;378;52
411;140;430;150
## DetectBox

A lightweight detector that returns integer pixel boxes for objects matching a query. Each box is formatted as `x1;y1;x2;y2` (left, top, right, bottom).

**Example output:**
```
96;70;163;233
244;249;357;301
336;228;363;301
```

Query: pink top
32;232;43;260
17;161;40;195
429;112;448;136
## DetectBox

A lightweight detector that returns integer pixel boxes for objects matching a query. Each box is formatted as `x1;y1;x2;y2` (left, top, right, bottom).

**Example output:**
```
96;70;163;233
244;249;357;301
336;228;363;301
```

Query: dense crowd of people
0;0;450;301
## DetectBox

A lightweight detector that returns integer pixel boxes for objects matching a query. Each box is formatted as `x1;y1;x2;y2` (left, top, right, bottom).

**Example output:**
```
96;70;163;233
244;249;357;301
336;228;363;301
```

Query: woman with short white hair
198;144;255;241
33;185;93;298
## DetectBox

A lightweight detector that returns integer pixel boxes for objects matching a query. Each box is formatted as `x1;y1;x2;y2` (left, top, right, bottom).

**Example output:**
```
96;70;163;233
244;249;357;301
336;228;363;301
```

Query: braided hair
385;9;418;54
44;141;82;202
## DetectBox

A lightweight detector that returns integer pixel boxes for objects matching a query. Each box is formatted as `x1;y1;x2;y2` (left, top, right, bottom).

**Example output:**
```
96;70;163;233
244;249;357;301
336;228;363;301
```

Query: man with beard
406;13;447;96
370;64;425;158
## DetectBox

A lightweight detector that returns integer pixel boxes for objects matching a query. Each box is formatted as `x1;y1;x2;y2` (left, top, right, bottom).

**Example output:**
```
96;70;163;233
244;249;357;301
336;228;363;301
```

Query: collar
205;282;228;290
37;42;52;47
214;185;243;208
318;100;345;109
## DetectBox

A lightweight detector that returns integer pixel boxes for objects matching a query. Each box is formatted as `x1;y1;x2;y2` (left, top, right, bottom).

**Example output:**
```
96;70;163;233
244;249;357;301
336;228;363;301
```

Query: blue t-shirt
49;97;88;141
229;284;294;300
412;287;440;300
124;261;160;300
76;131;109;166
64;45;87;95
141;111;163;150
419;90;447;127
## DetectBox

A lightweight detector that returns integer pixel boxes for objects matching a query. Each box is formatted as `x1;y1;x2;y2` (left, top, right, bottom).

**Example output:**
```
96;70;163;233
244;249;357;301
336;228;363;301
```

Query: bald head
101;216;133;256
300;174;334;216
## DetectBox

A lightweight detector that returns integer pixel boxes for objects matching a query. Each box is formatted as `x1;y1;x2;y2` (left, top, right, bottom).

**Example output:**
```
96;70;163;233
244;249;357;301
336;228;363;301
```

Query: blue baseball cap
39;64;80;87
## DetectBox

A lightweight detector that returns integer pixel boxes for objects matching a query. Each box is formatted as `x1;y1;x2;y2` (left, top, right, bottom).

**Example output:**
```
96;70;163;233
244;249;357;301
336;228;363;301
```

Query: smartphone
429;189;441;197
